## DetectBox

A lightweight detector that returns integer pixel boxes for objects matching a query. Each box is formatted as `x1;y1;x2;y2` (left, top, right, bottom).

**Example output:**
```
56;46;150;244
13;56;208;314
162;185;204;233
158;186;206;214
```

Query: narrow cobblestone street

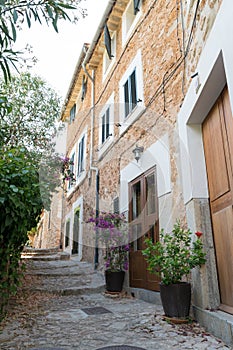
0;258;231;350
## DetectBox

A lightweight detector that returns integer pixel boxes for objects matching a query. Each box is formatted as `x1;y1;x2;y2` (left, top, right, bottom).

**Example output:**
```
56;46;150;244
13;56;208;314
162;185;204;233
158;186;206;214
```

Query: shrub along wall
0;148;44;319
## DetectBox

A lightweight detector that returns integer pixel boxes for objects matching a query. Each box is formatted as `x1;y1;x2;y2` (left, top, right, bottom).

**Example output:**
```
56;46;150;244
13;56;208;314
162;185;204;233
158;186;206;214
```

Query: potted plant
142;220;206;319
87;212;129;292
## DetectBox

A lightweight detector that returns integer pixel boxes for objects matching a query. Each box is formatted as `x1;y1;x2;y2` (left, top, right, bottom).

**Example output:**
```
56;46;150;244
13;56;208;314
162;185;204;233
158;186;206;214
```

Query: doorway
202;86;233;314
128;166;160;291
72;208;80;255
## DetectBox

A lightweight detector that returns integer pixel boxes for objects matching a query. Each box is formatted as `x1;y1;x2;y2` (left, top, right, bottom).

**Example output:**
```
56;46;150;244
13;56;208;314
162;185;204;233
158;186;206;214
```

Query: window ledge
76;171;86;187
98;136;114;159
120;104;145;135
103;58;116;82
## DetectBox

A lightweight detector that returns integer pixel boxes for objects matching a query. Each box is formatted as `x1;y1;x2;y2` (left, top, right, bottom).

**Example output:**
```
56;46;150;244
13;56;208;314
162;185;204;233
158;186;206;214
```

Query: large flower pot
105;270;125;292
160;282;191;318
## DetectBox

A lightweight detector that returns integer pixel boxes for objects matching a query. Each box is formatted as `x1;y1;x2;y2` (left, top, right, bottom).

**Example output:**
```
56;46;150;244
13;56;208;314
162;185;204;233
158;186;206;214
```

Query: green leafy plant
142;220;206;285
0;147;53;319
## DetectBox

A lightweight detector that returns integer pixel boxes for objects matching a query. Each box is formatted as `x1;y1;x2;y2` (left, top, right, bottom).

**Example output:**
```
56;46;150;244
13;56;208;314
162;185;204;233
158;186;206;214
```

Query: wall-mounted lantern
132;145;144;162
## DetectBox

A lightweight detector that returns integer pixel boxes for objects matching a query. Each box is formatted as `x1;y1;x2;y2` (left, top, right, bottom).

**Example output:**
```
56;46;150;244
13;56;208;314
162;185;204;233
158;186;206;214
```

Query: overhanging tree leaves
0;72;61;154
0;0;86;82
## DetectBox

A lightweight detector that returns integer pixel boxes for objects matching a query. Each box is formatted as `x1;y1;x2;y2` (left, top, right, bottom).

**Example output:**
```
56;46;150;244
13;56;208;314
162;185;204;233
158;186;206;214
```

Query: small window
70;104;76;123
77;135;85;177
124;69;137;118
101;107;110;144
122;0;142;44
119;50;144;134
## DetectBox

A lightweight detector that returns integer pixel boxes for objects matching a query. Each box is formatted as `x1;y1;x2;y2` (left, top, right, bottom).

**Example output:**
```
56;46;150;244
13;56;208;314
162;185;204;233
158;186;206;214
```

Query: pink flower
195;231;203;238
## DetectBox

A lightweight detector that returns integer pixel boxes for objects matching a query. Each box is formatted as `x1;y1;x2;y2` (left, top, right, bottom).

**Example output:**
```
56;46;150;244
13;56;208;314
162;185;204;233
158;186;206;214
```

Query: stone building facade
60;0;233;345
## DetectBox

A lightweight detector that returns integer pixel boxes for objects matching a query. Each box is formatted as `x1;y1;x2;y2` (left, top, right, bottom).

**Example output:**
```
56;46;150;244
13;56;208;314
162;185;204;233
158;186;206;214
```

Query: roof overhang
60;0;129;121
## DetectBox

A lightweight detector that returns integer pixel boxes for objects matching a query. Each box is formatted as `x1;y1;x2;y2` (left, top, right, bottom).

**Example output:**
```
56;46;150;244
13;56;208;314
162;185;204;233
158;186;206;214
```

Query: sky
16;0;109;99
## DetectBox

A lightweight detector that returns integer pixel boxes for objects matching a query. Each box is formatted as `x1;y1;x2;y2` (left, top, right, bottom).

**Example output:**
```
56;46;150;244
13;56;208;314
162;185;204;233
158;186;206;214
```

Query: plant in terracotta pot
87;212;129;292
142;220;206;319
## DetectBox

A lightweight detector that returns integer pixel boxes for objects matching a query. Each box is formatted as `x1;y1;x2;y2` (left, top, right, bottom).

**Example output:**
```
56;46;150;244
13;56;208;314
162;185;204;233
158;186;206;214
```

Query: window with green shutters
77;135;85;176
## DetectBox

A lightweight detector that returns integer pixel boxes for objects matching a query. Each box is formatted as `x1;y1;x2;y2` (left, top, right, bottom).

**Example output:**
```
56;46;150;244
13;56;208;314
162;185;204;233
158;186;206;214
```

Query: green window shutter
130;70;137;109
102;114;105;144
106;107;110;138
124;79;130;118
81;76;87;101
134;0;141;15
104;24;113;59
70;104;76;122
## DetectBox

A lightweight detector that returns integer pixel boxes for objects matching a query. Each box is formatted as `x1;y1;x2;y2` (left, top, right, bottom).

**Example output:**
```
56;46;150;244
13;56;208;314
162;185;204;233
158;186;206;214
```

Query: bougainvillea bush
87;212;129;272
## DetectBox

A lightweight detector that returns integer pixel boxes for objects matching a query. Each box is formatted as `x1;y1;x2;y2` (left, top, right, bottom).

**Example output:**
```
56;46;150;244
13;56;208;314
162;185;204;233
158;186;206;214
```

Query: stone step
22;247;60;255
21;251;70;261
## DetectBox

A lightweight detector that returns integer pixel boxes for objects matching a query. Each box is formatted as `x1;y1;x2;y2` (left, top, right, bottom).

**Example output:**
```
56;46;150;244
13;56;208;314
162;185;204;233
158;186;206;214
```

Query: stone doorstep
193;306;233;347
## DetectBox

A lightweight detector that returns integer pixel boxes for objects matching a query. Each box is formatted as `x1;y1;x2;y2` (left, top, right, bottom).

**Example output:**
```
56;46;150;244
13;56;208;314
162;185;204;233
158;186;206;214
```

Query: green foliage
0;0;85;82
142;220;206;285
0;147;44;317
0;72;61;154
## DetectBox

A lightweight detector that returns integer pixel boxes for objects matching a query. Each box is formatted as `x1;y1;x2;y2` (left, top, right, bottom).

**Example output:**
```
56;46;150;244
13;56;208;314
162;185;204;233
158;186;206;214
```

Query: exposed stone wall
60;0;223;265
33;188;63;249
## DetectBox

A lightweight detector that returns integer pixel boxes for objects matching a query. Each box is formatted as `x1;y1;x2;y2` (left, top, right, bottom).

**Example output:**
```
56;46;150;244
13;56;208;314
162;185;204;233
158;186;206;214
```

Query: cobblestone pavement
0;258;231;350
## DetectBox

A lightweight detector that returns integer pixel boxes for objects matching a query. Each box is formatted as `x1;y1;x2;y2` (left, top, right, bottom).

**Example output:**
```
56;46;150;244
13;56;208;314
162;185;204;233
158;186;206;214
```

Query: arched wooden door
128;167;160;291
202;86;233;314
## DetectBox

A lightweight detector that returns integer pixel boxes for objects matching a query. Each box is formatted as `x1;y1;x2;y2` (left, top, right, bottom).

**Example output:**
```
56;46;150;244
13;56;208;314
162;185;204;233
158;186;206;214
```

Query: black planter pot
160;282;191;318
105;270;125;292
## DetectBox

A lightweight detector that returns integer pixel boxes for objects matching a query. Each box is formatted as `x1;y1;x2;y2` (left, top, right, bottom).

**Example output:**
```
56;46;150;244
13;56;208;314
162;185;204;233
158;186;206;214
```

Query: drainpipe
82;61;99;269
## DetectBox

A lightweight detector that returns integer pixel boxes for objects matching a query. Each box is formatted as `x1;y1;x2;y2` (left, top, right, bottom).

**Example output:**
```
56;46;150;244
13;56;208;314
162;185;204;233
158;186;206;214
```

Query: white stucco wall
120;133;171;213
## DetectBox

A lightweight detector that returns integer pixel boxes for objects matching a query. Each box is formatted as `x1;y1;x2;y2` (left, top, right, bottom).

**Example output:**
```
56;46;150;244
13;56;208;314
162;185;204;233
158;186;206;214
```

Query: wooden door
202;86;233;314
129;167;160;291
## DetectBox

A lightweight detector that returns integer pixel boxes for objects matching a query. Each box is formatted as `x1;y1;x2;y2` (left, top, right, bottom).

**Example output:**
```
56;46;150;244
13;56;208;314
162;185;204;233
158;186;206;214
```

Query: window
101;107;110;144
122;0;142;44
77;135;85;177
119;50;144;133
70;104;76;123
124;69;137;118
68;152;75;190
98;94;114;157
103;28;116;77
